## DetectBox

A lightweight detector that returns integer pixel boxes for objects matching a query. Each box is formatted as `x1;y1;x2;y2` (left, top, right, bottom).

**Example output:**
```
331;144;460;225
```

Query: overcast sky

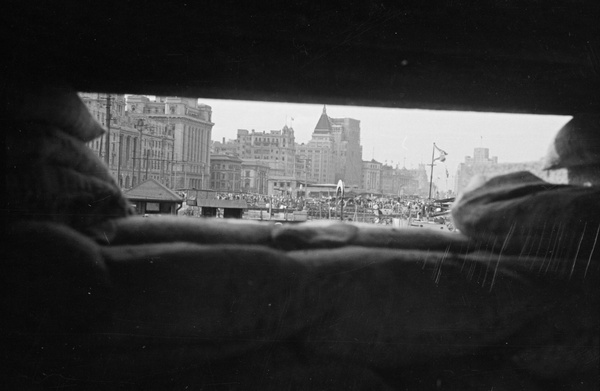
194;97;570;191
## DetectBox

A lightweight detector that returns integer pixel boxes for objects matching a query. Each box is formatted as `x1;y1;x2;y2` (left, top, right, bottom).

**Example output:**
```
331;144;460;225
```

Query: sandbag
91;215;275;246
451;171;600;265
272;220;472;252
288;246;598;384
288;246;545;368
2;221;114;389
101;243;310;344
3;221;112;334
6;97;134;232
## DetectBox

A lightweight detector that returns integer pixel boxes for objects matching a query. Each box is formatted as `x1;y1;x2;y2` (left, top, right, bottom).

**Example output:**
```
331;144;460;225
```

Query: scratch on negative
584;224;600;279
490;222;516;292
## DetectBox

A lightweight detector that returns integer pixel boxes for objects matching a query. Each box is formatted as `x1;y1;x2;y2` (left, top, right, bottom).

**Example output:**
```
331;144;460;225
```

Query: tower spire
322;105;327;115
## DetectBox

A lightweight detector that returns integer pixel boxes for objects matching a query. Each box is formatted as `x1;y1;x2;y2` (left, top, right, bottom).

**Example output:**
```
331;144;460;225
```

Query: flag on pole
434;143;448;162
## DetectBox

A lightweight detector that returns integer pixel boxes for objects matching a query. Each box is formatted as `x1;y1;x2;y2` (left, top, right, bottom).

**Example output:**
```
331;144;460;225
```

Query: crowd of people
214;192;303;210
180;191;452;224
307;196;448;219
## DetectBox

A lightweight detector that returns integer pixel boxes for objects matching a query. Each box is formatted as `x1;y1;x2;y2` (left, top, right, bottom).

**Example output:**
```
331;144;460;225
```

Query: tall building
305;106;363;187
465;147;498;165
380;163;400;195
414;164;431;197
331;116;362;187
295;141;335;184
126;95;214;190
80;93;175;189
356;160;427;197
235;126;296;176
362;159;382;193
455;155;567;194
455;147;498;193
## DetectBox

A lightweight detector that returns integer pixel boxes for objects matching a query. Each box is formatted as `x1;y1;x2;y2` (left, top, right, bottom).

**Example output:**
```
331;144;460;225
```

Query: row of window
212;164;241;170
298;149;331;154
210;173;241;180
253;156;286;161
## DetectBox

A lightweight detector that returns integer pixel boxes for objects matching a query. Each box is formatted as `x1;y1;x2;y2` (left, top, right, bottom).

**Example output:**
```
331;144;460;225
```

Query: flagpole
428;143;435;199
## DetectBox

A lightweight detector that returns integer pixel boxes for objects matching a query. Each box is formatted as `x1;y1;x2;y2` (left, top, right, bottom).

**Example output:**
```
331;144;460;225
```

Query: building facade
126;95;214;190
464;147;498;166
396;167;420;196
362;159;382;193
330;116;362;187
380;164;396;195
295;141;335;184
235;126;296;176
241;159;270;194
454;147;500;193
212;138;241;157
268;175;304;198
81;93;175;190
210;154;243;192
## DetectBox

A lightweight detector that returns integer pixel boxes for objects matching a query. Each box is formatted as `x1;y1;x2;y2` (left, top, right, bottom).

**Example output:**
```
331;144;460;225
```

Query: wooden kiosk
186;190;248;218
124;179;183;216
194;199;248;218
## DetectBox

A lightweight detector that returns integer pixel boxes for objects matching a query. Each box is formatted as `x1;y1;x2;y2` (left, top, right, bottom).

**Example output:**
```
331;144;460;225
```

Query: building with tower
297;106;363;186
455;147;567;194
465;147;498;166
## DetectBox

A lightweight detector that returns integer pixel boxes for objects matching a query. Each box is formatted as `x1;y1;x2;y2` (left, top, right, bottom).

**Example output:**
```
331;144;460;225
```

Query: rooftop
123;179;183;202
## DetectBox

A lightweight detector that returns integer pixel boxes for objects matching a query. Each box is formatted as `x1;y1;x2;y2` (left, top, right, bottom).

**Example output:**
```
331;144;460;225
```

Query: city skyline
130;95;572;192
193;97;572;192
